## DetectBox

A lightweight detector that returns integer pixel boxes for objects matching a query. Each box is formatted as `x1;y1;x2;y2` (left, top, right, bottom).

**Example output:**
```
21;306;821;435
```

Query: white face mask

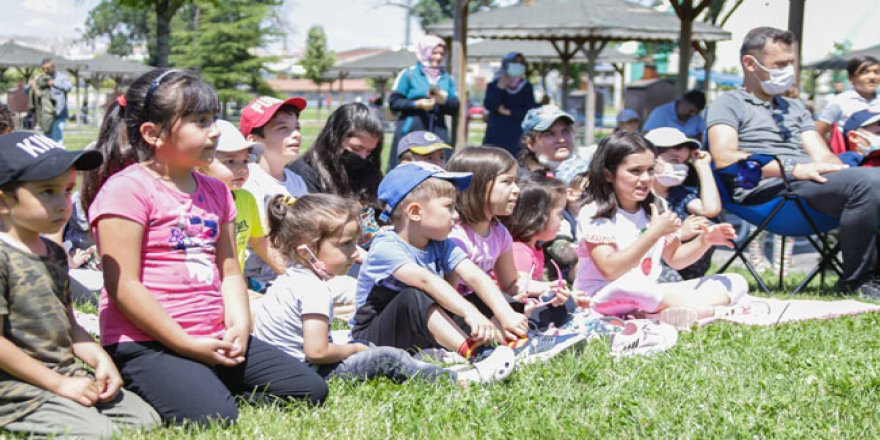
536;154;562;170
656;163;689;187
506;62;525;78
855;130;880;155
752;57;796;96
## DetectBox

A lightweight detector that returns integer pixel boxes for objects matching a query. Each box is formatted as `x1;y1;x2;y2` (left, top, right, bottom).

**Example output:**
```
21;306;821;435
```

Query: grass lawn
60;123;880;439
97;269;877;439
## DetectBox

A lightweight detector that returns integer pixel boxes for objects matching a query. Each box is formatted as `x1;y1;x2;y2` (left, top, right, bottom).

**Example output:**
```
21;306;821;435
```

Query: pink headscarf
417;35;446;84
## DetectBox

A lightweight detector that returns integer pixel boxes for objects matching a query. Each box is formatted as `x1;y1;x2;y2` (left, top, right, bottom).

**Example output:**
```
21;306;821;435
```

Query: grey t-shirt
706;89;816;203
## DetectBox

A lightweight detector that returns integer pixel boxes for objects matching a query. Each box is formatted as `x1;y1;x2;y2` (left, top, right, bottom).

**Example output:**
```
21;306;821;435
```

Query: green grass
62;119;880;439
103;269;879;439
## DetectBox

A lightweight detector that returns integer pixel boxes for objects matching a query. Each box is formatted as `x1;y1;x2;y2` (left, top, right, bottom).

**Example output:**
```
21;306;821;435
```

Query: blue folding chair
713;154;842;294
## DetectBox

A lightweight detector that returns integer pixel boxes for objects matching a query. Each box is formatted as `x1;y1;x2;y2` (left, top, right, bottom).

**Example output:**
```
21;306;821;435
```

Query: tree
691;0;744;93
83;1;153;58
403;0;498;31
84;0;197;66
170;0;283;116
668;0;714;97
301;26;335;116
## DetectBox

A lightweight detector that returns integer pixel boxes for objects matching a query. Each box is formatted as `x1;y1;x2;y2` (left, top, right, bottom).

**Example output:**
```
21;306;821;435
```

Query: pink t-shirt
511;241;544;280
89;164;237;345
448;221;512;294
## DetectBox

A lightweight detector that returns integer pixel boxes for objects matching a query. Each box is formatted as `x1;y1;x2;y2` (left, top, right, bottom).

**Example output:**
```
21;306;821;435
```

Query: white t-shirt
573;202;674;294
252;265;332;362
242;164;308;229
242;164;308;282
817;89;880;126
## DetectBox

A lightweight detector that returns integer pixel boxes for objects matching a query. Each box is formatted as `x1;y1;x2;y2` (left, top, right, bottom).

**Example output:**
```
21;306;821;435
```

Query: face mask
855;130;880;155
536;154;562;170
506;62;525;78
655;163;688;187
340;149;372;172
752;57;796;96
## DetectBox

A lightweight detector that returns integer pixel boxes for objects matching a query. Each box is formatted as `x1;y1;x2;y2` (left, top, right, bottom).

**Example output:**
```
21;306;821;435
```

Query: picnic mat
699;295;880;326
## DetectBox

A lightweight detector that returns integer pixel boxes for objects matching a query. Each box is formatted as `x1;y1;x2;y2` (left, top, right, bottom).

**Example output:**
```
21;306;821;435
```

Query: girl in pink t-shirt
82;69;326;426
444;146;534;334
575;132;748;330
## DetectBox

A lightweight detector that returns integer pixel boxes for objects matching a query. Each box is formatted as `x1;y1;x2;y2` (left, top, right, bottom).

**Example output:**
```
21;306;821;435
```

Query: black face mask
340;150;373;175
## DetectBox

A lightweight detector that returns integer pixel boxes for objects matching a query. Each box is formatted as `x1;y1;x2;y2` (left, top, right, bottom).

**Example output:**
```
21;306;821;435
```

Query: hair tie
283;195;297;206
116;94;127;108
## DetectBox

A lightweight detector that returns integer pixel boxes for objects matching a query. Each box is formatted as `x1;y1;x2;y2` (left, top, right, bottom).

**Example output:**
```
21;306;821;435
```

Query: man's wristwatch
781;158;797;181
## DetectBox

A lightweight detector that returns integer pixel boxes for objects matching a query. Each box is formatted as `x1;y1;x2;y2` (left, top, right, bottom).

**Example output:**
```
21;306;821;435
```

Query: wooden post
580;40;606;146
452;0;469;148
788;0;805;88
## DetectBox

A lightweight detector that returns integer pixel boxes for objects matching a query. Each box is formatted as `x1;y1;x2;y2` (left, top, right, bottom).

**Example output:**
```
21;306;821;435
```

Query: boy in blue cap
841;109;880;167
350;162;519;381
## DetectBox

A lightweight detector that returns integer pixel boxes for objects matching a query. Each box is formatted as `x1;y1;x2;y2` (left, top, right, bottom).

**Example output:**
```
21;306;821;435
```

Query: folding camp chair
713;154;843;295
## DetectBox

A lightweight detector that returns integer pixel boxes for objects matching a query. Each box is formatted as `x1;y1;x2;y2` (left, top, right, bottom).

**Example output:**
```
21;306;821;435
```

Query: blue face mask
506;62;525;78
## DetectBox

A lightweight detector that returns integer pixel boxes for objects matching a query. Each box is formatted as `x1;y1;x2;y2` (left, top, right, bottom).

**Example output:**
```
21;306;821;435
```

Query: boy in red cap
240;96;309;290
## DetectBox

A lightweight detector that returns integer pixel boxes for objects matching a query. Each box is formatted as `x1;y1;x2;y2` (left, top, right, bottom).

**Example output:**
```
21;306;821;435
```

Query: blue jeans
314;346;454;383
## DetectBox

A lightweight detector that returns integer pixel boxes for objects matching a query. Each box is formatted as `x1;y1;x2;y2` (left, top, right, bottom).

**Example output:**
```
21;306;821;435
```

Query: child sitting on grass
350;162;517;382
253;194;500;384
0;132;159;438
199;120;286;280
575;132;748;330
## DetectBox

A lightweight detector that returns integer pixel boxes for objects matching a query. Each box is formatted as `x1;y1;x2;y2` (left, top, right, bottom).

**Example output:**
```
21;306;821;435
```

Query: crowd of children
1;68;755;437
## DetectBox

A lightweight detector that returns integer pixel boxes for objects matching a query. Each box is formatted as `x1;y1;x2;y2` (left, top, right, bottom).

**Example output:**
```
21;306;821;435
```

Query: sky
1;0;879;72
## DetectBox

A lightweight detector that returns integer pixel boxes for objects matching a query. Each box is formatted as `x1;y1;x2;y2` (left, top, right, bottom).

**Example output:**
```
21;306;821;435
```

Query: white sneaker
610;320;678;357
456;346;516;384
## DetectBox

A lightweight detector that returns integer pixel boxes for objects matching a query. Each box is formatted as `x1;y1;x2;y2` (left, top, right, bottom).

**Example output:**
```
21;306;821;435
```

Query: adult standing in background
643;89;706;142
36;58;72;143
482;52;537;157
387;35;459;170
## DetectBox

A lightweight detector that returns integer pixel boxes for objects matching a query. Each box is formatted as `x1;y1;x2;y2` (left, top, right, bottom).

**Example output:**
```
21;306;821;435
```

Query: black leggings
106;336;328;426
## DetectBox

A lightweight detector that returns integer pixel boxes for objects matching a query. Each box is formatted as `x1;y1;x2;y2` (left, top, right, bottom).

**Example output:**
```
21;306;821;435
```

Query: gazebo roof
0;40;81;69
78;54;153;77
467;39;637;64
804;43;880;71
325;49;416;79
426;0;730;43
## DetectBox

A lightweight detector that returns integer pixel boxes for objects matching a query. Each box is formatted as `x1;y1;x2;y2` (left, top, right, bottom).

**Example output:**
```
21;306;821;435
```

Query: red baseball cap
239;96;307;138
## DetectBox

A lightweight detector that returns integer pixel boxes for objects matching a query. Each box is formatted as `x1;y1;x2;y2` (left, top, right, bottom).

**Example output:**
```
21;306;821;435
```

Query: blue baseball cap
616;108;641;123
0;132;102;187
396;130;453;158
843;109;880;138
378;162;472;222
521;105;575;133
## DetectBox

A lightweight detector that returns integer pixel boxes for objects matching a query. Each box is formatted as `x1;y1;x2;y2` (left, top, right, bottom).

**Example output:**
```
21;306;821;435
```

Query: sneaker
856;279;880;301
456;345;516;384
562;314;626;339
610;320;678;357
507;332;587;366
658;307;699;332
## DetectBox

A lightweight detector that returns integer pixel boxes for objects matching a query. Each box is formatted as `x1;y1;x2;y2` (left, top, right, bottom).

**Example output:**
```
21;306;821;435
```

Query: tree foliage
411;0;499;30
301;26;336;91
171;0;283;113
83;0;153;58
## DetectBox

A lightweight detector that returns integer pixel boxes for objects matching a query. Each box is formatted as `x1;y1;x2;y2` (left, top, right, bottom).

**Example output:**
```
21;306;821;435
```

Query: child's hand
222;326;250;361
692;150;713;169
573;291;591;309
680;215;710;241
93;354;123;402
349;343;370;355
648;203;681;237
55;376;100;407
698;223;737;248
550;283;571;307
185;337;244;367
497;311;529;341
463;311;502;345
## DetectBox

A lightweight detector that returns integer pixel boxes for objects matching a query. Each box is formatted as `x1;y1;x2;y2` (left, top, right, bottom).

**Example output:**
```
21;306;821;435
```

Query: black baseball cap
0;132;103;187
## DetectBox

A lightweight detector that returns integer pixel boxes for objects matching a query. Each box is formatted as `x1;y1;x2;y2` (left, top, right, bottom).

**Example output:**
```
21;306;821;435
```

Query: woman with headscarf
482;52;537;157
387;35;459;170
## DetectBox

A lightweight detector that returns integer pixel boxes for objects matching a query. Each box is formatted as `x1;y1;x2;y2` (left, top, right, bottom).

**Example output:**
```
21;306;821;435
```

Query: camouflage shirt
0;238;87;427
